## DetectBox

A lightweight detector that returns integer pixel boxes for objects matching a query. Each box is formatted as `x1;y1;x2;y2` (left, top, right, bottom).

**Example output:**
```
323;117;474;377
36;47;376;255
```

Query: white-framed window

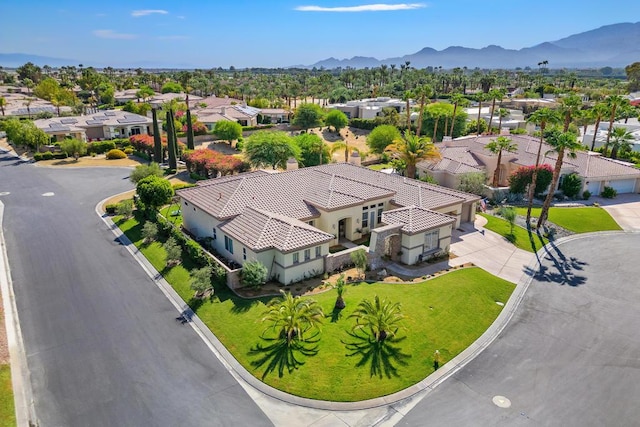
377;208;383;224
424;230;439;251
293;252;299;264
224;236;234;254
362;210;369;228
315;246;321;258
304;249;311;261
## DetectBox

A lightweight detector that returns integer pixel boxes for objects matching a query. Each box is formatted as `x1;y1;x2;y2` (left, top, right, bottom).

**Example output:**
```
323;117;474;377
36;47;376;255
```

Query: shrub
59;139;87;160
124;147;134;155
172;182;196;191
189;172;207;181
190;266;214;297
508;164;553;196
33;152;43;161
163;237;182;266
601;186;617;199
582;190;591;200
141;221;159;244
116;199;134;218
105;203;118;214
106;149;127;159
241;260;268;288
130;162;163;184
53;152;68;159
42;151;54;160
87;140;116;154
560;173;582;198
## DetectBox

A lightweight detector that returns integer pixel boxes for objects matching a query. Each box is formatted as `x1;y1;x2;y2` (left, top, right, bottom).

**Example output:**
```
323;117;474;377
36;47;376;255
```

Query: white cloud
93;29;138;40
157;35;190;40
177;15;186;20
131;9;169;17
295;3;426;12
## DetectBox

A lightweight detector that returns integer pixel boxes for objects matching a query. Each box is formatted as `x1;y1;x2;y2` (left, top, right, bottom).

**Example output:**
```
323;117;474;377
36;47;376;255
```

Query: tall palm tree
475;92;488;136
414;84;433;136
604;95;628;149
590;102;609;151
385;130;440;179
261;291;324;345
402;90;414;132
538;131;583;227
349;295;404;342
608;127;634;159
449;93;468;138
558;94;583;132
487;88;506;134
525;108;560;225
486;136;518;187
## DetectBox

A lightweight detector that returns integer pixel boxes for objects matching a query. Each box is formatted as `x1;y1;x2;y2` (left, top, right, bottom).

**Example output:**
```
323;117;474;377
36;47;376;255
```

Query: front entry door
369;211;375;229
339;220;345;238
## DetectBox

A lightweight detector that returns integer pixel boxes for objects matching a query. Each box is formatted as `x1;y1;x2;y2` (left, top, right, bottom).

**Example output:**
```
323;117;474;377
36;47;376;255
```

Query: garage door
588;181;602;195
608;179;637;194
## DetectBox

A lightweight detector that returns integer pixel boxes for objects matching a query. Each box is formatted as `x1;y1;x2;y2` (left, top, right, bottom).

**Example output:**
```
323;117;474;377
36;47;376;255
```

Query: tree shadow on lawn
342;331;411;379
524;228;587;287
248;332;320;380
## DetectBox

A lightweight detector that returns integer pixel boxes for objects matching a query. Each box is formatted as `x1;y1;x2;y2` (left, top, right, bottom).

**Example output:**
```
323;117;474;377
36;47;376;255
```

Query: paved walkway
596;193;640;232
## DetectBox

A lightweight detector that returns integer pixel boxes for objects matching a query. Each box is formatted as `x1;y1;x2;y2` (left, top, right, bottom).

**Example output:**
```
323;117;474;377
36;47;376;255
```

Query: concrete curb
0;200;37;427
96;199;550;412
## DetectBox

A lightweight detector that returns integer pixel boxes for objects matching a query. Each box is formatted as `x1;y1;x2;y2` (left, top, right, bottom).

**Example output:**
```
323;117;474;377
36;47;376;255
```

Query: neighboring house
583;118;640;153
418;133;640;195
258;108;291;124
114;89;142;104
463;106;526;131
327;97;409;119
0;86;72;117
33;110;153;142
148;92;203;109
196;105;260;128
178;163;479;285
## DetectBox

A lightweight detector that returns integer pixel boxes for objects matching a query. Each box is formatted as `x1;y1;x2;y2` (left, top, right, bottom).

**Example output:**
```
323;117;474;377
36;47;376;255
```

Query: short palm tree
604;95;628;148
261;291;324;345
330;140;360;163
350;295;404;342
608;127;634;159
486;136;518;187
538;131;583;227
385;130;440;179
334;274;346;310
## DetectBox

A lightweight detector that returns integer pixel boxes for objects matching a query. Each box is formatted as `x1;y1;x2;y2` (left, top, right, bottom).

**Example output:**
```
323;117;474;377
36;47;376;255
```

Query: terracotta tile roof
219;207;333;253
382;206;455;235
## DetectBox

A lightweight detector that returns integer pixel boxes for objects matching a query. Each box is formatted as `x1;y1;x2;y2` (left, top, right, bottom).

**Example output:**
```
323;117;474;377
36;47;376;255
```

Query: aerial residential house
147;92;204;109
417;133;640;195
583;118;640;153
33;110;153;142
326;97;409;119
177;163;479;285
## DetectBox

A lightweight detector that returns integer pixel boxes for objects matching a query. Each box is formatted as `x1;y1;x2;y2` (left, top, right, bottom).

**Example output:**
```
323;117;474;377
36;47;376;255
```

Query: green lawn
368;163;393;171
0;365;15;427
159;203;183;227
479;213;548;252
117;216;515;401
513;207;621;233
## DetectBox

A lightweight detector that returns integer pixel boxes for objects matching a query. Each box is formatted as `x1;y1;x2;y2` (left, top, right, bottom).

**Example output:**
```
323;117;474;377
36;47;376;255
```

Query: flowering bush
182;121;208;136
183;149;249;178
508;164;553;196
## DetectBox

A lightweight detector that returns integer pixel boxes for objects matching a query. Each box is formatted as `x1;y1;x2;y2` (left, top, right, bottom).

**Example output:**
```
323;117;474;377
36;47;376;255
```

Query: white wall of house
399;224;453;265
314;198;392;244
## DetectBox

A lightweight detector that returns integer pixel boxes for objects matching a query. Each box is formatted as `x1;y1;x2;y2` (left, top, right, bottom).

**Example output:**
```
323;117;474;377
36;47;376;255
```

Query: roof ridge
220;176;247;214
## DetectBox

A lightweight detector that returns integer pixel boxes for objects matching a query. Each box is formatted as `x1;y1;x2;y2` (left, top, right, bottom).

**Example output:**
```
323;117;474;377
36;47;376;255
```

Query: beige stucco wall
432;204;462;228
399;224;453;265
314;197;392;245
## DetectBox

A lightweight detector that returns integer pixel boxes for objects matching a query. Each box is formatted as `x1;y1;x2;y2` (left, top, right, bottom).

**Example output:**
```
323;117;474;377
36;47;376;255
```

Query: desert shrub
53;152;68;159
33;152;43;161
241;260;268;288
87;140;116;154
106;149;127;159
582;190;591;200
42;151;54;160
130;162;163;184
163;237;182;265
560;173;582;198
601;186;617;199
190;266;214;297
141;221;159;244
124;147;134;155
105;203;118;214
116;199;134;218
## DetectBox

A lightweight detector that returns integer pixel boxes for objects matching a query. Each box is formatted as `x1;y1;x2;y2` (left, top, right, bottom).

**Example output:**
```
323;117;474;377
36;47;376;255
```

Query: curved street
398;232;640;426
0;152;271;426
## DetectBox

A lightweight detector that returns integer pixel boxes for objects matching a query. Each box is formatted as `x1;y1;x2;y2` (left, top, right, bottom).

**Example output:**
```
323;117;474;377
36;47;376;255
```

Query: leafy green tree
244;130;300;169
261;291;324;345
33;77;61;101
16;62;42;83
486;136;518;187
423;103;466;141
96;82;115;105
538;131;583;227
241;260;268;288
349;295;404;342
59;139;87;160
293;133;329;166
116;199;134;218
0;96;6;116
214;120;243;143
141;221;159;244
367;124;402;154
385;130;440;179
604;95;628;150
350;248;368;278
324;109;348;133
136;85;155;102
292;103;324;129
136;175;174;212
465;119;487;135
560;173;582;198
457;172;487;196
130;162;163;184
498;206;517;235
508;165;553;196
625;61;640;92
161;81;184;94
190;266;214;297
163;237;182;266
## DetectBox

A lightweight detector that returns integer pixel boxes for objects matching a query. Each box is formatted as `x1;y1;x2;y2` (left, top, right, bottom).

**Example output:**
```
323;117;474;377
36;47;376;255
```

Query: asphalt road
0;153;272;426
397;232;640;426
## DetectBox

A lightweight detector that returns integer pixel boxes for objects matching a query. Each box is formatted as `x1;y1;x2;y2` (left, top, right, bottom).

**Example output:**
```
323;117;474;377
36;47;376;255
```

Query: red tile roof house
177;163;479;286
417;134;640;196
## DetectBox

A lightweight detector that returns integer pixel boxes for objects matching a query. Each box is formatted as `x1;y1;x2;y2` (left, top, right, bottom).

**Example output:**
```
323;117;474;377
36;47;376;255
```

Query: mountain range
308;22;640;69
1;22;638;70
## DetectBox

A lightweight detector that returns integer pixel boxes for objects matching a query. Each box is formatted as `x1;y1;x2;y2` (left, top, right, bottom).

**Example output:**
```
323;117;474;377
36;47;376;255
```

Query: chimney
349;151;361;166
286;157;299;170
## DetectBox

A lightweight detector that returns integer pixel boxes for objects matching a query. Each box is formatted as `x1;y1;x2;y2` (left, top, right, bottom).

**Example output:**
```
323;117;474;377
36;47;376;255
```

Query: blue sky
1;1;638;68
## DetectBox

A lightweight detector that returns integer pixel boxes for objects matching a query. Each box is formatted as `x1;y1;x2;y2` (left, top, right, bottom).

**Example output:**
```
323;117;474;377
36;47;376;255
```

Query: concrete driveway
597;193;640;232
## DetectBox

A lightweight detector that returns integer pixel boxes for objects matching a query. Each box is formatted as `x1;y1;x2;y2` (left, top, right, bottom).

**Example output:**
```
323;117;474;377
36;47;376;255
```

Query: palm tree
608;127;634;159
590;102;609;151
350;295;404;342
604;95;628;149
0;96;6;116
448;92;468;138
558;94;583;132
487;88;506;134
402;90;414;131
334;274;346;310
525;108;560;226
385;130;440;179
475;93;488;136
261;291;324;345
486;136;518;187
414;84;433;136
497;108;510;131
330;141;360;163
538;131;583;228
